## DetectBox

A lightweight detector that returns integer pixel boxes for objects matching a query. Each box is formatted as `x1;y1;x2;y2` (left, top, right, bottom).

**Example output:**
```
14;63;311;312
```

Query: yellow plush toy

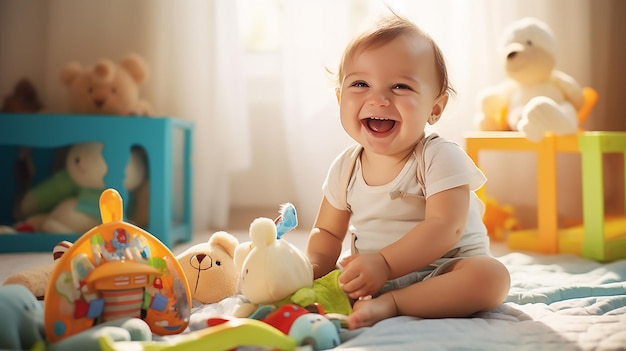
61;53;153;116
475;17;586;142
482;196;521;242
176;231;240;305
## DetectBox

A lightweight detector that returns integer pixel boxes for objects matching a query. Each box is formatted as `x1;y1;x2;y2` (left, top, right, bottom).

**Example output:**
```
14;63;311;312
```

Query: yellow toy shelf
465;131;626;262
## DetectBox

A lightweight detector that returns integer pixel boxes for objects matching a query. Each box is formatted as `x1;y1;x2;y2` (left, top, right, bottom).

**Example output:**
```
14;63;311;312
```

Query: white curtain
1;0;599;232
0;0;250;231
280;0;593;227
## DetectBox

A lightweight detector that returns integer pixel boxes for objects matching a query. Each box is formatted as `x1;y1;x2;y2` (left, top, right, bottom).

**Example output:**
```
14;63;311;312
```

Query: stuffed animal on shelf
1;78;43;113
176;231;240;305
474;17;586;142
17;142;147;233
61;53;153;116
234;203;352;318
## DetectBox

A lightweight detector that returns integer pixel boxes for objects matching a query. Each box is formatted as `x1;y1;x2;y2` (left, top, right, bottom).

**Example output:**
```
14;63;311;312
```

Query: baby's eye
392;83;412;90
350;81;368;88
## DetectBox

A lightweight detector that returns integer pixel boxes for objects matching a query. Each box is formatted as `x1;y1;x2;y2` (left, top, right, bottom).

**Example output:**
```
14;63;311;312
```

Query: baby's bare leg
348;256;510;329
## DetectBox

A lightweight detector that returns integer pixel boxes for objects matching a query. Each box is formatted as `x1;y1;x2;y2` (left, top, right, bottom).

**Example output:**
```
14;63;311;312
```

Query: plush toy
61;53;153;116
0;284;45;350
2;241;72;299
17;142;147;233
1;78;43;113
235;217;312;306
234;208;352;318
210;304;342;351
260;304;341;351
0;284;152;351
475;17;586;142
482;196;521;241
176;231;240;305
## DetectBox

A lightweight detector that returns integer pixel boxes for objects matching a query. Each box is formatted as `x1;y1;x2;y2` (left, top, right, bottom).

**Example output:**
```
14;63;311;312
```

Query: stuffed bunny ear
249;217;277;249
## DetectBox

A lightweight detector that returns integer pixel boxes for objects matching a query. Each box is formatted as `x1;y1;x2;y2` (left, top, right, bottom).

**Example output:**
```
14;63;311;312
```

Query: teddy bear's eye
526;40;533;46
245;268;249;275
215;260;221;266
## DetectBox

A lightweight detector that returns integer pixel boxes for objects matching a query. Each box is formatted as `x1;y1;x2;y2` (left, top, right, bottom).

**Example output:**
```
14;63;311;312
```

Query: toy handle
99;188;124;224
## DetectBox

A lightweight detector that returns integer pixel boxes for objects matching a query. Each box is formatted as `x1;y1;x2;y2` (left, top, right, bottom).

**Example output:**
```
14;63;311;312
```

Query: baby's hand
338;252;390;300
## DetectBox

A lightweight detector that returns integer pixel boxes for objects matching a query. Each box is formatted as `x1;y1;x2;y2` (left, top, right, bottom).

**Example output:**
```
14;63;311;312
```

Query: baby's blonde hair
336;14;455;98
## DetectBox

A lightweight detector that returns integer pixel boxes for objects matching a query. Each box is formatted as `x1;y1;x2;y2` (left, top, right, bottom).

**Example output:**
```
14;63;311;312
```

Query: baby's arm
382;185;470;277
306;197;351;279
339;185;470;298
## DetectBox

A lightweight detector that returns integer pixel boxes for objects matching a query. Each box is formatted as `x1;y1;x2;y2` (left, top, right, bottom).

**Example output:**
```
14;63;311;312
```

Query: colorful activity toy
43;188;192;342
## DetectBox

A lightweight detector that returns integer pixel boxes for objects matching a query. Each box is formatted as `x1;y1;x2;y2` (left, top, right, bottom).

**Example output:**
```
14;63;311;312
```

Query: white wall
229;1;626;231
229;53;298;208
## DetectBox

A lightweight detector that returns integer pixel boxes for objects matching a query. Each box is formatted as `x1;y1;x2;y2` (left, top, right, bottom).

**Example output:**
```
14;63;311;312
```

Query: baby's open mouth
363;117;396;133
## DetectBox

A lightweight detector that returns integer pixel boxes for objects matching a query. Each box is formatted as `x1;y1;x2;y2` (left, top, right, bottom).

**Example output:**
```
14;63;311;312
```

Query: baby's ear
430;93;449;117
335;89;341;104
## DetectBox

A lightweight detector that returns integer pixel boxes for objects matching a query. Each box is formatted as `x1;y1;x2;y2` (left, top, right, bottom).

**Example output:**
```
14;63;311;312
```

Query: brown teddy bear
1;78;42;113
176;231;240;305
61;53;153;116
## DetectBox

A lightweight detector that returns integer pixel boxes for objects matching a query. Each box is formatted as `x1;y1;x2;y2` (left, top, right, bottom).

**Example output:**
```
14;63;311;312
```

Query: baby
306;14;510;330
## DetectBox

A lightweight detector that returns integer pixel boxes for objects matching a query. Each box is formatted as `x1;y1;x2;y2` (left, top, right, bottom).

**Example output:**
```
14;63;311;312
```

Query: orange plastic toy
44;188;192;342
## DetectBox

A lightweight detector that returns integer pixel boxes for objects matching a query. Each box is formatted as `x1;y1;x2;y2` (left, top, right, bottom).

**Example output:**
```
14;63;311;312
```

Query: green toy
98;318;297;351
279;269;352;316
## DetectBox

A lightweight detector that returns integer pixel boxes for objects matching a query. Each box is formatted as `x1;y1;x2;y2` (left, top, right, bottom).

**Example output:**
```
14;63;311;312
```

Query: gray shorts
374;244;490;297
375;256;462;296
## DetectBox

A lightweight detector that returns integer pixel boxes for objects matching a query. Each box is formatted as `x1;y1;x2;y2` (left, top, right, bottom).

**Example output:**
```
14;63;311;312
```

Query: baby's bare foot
348;293;397;330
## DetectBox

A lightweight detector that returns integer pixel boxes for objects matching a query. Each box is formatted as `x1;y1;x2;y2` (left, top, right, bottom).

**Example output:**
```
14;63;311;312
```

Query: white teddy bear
475;17;585;142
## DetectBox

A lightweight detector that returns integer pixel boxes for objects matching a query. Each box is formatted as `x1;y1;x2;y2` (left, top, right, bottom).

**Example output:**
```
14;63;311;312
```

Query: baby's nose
367;91;390;106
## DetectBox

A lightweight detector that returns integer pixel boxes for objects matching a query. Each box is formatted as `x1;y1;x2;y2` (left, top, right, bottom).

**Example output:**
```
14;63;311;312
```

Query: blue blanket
116;252;626;350
334;253;626;351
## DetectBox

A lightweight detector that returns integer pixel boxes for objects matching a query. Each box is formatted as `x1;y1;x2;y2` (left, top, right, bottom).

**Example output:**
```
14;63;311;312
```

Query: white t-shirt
323;134;490;255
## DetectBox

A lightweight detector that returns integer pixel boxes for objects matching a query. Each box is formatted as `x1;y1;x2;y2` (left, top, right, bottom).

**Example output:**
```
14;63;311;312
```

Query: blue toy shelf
0;113;193;252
